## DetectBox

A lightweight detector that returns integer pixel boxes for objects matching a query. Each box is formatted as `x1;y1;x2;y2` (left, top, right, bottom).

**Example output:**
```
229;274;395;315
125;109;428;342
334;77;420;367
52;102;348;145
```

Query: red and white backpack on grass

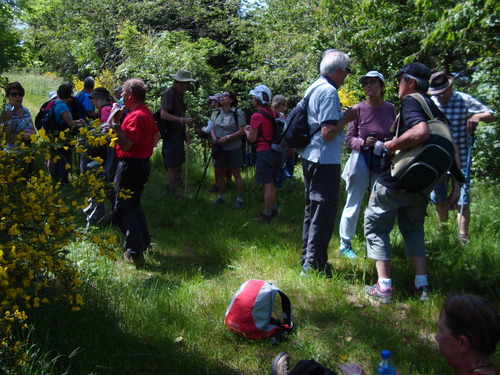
225;279;293;340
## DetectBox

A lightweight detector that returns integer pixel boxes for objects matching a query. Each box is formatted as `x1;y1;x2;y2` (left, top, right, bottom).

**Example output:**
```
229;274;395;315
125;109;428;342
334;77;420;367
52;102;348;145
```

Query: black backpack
288;359;337;375
35;100;58;132
278;82;328;149
153;109;169;139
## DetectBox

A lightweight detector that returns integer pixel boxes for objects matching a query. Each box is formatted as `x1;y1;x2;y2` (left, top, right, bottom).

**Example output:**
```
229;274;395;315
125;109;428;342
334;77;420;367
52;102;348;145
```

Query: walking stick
458;132;475;238
184;124;190;199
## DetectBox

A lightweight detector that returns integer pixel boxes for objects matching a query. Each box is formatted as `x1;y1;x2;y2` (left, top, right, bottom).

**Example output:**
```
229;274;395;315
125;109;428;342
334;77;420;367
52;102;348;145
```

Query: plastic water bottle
376;350;396;375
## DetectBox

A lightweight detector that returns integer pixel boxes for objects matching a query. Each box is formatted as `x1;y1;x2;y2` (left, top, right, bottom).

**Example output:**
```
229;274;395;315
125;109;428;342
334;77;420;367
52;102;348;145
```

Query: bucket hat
170;70;196;82
89;87;111;100
359;71;385;85
428;71;454;95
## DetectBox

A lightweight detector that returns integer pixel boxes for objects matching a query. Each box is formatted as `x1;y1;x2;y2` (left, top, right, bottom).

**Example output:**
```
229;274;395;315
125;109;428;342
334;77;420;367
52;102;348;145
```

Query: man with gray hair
76;76;97;120
363;62;460;303
298;49;357;276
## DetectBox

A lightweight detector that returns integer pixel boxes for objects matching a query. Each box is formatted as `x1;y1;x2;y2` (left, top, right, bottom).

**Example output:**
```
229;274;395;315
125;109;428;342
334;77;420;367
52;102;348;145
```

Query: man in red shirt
112;79;161;268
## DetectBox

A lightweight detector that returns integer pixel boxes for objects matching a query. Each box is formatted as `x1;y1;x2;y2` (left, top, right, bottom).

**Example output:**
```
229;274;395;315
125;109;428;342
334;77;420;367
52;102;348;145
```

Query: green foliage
472;124;500;184
0;76;117;369
0;3;24;73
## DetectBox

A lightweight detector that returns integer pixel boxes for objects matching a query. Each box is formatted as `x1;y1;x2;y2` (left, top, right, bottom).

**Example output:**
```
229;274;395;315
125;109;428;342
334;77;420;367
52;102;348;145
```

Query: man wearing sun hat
160;69;196;198
428;71;495;244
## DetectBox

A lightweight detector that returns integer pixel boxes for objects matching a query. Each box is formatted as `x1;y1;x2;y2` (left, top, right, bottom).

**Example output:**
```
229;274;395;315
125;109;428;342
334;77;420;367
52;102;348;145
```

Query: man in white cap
428;71;495;245
160;69;196;198
297;49;357;276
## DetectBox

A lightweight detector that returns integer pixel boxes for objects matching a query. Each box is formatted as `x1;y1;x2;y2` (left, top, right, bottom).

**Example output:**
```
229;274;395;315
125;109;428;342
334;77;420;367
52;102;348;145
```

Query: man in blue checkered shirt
428;71;495;244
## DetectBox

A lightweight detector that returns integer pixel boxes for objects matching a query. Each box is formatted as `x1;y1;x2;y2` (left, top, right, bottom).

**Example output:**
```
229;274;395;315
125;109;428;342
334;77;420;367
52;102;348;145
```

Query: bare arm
113;125;134;151
384;121;429;154
153;131;161;147
321;107;358;141
160;109;194;126
244;125;258;144
467;112;495;133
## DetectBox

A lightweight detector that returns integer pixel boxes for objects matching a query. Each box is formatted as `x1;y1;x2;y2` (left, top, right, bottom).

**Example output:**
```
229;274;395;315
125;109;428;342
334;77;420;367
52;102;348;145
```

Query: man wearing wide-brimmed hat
428;71;495;245
160;69;196;198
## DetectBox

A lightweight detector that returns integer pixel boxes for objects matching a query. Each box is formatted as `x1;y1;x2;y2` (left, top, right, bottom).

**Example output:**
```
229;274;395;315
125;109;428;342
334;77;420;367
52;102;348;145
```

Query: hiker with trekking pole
428;72;495;245
338;71;395;259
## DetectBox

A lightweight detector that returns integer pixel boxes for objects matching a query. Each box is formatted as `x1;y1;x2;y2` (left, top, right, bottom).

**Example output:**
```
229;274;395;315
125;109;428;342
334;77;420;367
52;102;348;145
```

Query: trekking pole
184;124;190;199
458;132;475;238
245;142;250;211
195;156;212;201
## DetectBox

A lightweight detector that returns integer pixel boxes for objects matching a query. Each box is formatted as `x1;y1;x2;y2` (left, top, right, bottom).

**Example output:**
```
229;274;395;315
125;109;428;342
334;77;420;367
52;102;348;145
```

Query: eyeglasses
9;92;23;97
221;94;230;98
362;78;379;86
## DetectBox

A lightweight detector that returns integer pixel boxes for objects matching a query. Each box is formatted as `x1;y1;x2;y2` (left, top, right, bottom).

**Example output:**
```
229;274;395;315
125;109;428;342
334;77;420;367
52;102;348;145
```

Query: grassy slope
5;72;499;375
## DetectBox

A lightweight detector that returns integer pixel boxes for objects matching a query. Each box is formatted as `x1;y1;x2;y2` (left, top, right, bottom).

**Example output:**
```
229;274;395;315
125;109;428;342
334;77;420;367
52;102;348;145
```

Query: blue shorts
430;175;469;206
255;149;283;184
162;134;185;169
214;148;243;169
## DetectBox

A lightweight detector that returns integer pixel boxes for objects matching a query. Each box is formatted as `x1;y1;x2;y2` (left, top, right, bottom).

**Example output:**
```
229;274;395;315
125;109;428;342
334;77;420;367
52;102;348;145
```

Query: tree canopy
2;0;498;112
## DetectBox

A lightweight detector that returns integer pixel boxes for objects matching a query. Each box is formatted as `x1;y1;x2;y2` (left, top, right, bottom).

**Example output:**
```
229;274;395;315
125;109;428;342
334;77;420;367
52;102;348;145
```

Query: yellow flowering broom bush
0;81;118;369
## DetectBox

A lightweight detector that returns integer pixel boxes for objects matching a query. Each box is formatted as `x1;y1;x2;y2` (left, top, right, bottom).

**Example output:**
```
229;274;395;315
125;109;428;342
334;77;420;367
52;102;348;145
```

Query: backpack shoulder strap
408;93;435;120
233;108;240;126
256;110;275;144
257;109;275;122
275;289;293;328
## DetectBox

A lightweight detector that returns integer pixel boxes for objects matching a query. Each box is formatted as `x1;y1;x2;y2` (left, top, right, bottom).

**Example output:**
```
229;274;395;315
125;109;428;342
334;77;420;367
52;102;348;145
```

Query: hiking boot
231;200;244;209
142;238;152;254
458;234;469;246
271;207;279;217
364;283;393;303
300;262;332;278
207;184;219;193
271;352;290;375
339;241;357;259
123;251;145;269
410;284;430;302
254;212;273;223
212;196;225;204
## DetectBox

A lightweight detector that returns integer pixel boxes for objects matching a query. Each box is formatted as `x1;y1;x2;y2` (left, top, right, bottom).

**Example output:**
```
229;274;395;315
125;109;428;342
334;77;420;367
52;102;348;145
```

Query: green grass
5;72;500;375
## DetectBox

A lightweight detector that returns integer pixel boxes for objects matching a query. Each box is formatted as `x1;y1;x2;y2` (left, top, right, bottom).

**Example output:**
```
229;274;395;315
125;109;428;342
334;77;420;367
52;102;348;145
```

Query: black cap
392;62;431;81
89;87;110;99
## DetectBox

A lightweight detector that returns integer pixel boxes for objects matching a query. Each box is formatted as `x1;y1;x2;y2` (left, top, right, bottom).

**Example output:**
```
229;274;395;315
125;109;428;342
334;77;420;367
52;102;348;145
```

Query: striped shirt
431;91;493;168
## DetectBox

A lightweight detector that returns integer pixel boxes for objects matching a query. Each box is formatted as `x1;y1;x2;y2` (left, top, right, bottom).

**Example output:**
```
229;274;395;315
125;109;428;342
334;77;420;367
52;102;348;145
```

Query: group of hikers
3;48;498;375
3;49;495;294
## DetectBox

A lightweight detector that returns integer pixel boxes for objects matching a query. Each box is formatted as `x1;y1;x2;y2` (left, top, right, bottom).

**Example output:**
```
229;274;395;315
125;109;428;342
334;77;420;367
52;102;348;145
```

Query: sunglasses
9;92;24;97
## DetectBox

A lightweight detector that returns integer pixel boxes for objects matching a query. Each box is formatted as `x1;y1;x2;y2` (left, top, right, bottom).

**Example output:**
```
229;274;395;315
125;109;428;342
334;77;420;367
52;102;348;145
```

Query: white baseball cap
249;84;272;104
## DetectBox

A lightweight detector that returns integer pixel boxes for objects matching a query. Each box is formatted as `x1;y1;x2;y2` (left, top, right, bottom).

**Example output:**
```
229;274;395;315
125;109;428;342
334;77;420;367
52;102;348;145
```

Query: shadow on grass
27;286;242;375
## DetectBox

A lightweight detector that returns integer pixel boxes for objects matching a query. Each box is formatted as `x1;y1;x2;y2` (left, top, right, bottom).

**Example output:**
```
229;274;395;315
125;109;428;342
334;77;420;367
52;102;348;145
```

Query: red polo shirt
115;103;158;159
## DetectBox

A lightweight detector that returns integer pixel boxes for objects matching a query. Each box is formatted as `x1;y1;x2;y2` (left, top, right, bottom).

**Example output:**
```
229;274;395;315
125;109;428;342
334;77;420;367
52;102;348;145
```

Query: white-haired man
298;49;357;276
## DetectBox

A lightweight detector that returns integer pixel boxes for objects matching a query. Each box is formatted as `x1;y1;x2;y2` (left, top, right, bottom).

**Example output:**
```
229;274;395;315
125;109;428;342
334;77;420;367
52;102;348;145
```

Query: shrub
0;80;117;370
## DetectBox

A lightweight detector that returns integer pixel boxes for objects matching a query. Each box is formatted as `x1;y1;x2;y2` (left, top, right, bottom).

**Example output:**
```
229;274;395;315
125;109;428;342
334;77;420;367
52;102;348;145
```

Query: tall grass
5;72;499;375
